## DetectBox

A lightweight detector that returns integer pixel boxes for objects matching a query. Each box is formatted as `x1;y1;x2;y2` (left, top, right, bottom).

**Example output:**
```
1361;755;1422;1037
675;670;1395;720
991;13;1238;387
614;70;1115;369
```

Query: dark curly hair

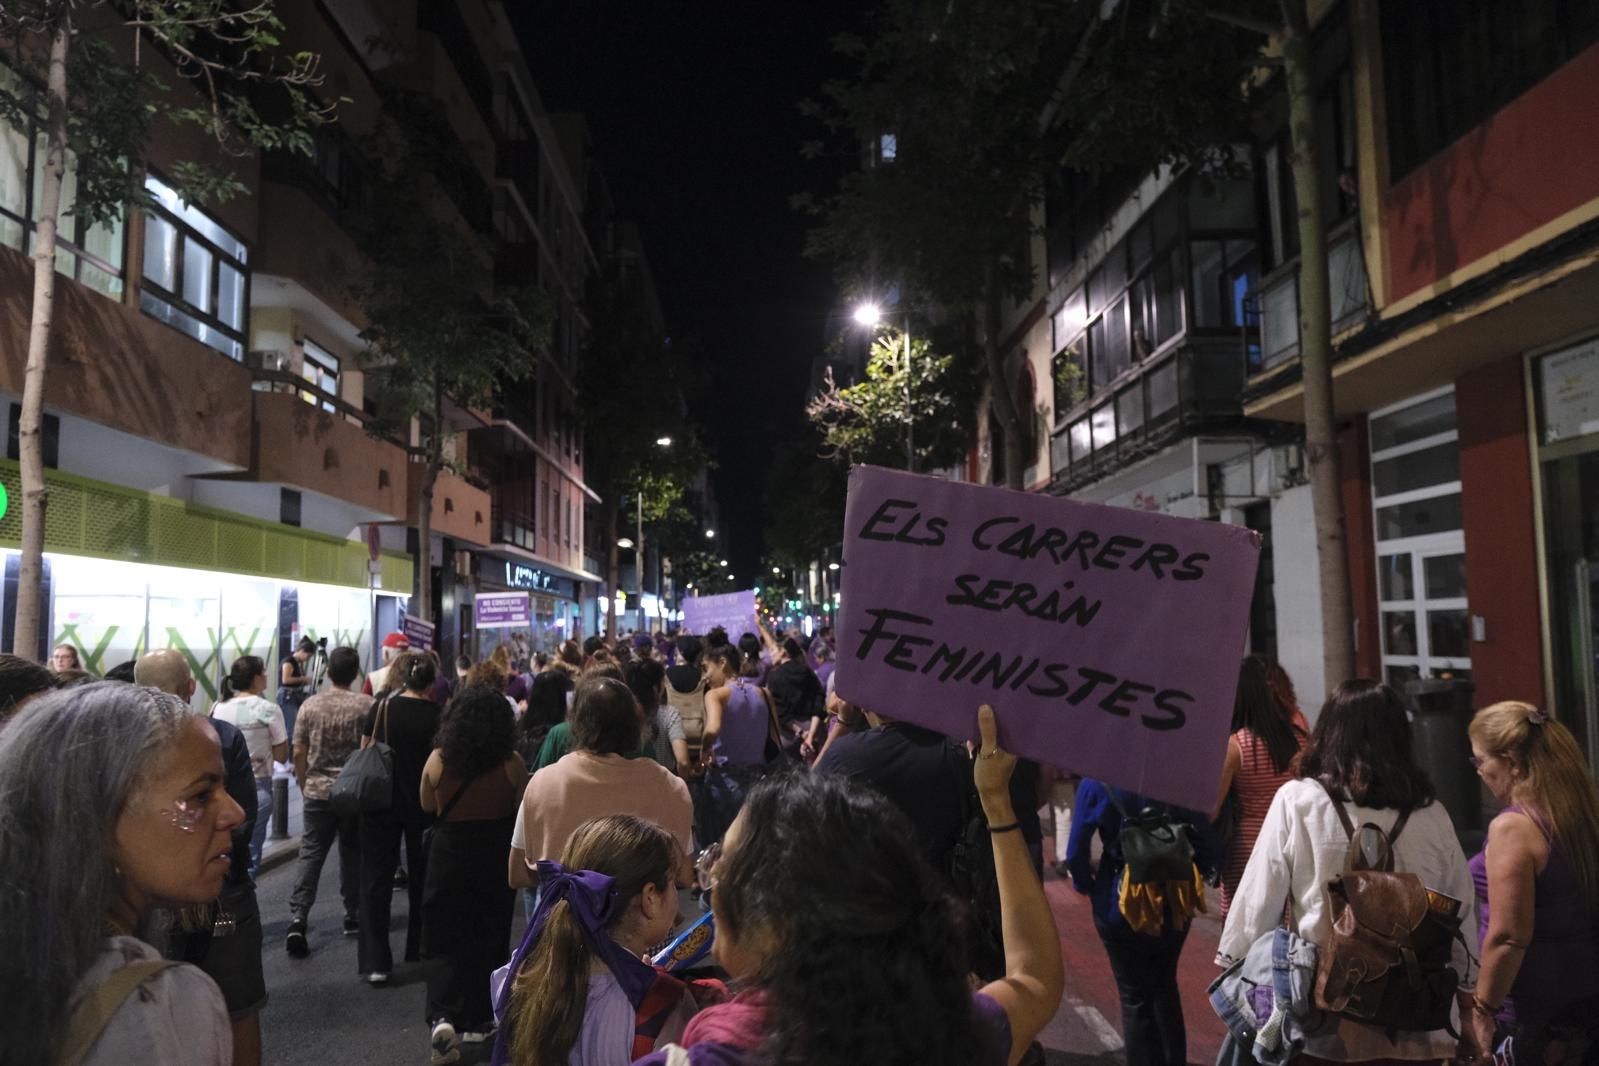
717;772;988;1066
436;685;516;783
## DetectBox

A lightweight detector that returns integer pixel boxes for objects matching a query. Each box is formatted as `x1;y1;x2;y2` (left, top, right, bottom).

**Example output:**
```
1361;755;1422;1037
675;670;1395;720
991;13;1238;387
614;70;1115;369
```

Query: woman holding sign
635;704;1064;1066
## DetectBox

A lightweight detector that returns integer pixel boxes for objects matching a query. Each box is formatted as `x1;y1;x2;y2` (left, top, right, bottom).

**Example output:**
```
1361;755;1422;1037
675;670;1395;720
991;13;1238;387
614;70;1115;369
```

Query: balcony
1049;337;1247;494
1247;225;1371;373
410;462;491;547
496;137;541;221
251;385;405;518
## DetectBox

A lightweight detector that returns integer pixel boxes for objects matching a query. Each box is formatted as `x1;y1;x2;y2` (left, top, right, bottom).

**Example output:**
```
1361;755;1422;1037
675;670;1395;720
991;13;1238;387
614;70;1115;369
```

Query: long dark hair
1231;655;1303;774
507;815;678;1065
717;773;988;1066
219;655;265;700
1299;679;1435;811
436;685;515;782
519;670;572;760
624;658;666;744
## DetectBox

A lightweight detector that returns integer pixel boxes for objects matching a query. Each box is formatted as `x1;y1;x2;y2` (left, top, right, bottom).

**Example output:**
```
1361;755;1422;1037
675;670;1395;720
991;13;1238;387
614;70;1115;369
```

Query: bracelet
1471;994;1502;1015
988;822;1021;834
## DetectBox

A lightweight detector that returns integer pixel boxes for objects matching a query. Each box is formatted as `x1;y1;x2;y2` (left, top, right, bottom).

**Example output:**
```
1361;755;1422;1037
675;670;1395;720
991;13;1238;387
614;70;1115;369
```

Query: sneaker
459;1028;493;1045
393;866;408;890
366;971;389;987
342;916;360;937
430;1020;461;1065
285;919;309;958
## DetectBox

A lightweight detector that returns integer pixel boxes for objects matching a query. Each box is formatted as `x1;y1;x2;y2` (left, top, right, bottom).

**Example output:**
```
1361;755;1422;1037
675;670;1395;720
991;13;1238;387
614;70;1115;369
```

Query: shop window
139;174;248;361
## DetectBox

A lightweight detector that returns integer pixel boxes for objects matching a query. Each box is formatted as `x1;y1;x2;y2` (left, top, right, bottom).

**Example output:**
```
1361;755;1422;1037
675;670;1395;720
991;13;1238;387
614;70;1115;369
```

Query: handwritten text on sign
833;466;1259;811
682;589;760;640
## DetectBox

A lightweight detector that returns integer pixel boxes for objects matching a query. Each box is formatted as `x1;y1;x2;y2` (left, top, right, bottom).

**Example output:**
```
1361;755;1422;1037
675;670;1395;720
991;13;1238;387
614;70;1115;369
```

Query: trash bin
1406;678;1481;841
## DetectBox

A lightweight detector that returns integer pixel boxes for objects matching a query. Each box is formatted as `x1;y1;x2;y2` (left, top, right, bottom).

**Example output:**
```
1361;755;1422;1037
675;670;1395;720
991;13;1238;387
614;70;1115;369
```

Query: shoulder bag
421;770;476;855
56;960;180;1066
328;696;394;816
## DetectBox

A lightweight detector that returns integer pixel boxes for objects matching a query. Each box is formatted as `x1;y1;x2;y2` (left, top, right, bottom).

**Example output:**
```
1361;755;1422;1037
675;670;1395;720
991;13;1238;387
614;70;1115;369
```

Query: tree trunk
12;16;70;660
1281;0;1355;687
414;378;441;624
602;493;620;642
981;267;1028;490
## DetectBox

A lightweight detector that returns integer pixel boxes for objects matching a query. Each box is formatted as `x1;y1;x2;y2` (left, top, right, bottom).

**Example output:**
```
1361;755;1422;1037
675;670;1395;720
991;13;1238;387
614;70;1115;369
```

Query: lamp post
853;302;915;473
629;436;675;633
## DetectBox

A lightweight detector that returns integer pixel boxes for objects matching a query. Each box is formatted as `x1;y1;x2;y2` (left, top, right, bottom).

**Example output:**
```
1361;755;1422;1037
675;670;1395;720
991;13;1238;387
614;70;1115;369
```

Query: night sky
512;2;865;581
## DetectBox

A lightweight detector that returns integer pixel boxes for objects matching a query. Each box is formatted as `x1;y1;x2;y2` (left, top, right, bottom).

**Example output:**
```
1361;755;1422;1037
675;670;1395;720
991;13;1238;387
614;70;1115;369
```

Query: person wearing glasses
1465;702;1599;1063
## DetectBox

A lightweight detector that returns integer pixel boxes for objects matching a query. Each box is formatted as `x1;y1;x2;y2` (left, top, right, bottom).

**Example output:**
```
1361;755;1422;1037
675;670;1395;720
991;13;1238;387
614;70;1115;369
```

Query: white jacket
1216;777;1476;1062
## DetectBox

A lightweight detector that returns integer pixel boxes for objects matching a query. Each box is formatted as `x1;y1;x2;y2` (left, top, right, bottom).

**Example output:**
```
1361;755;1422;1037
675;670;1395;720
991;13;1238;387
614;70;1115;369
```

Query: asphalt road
254;848;520;1066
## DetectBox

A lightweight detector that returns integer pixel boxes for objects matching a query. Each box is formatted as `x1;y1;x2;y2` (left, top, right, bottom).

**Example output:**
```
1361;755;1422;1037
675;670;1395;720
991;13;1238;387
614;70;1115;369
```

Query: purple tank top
1469;805;1599;1026
713;680;769;767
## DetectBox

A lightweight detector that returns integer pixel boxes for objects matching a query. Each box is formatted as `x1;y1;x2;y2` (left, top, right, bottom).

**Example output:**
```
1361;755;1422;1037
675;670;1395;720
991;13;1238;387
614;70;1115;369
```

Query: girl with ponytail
1466;702;1599;1061
210;654;286;872
495;815;695;1065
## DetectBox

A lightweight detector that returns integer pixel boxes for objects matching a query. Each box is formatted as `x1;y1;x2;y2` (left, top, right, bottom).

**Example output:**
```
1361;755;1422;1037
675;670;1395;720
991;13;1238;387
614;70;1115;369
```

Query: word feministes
833;465;1260;811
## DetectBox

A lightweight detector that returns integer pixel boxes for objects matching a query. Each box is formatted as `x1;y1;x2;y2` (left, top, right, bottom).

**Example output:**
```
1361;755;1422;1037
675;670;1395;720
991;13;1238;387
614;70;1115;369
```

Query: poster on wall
475;591;530;629
1541;339;1599;444
833;464;1260;812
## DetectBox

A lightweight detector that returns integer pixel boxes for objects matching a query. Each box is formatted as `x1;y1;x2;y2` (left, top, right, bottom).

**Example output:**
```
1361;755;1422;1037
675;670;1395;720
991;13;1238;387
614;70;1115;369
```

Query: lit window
879;133;897;163
300;339;339;412
139;174;249;361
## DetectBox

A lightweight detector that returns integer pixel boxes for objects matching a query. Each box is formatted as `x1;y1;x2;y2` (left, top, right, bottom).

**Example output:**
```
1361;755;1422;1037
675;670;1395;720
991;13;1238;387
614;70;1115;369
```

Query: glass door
1540;448;1599;770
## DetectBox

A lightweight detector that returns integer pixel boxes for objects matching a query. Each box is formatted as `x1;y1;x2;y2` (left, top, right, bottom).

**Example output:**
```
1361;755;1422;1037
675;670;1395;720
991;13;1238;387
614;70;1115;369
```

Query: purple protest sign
401;614;435;651
475;591;530;629
681;590;759;640
833;465;1259;812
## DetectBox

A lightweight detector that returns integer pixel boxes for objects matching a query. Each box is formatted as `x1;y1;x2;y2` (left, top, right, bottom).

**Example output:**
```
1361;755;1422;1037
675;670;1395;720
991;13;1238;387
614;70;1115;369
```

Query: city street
254;845;1227;1066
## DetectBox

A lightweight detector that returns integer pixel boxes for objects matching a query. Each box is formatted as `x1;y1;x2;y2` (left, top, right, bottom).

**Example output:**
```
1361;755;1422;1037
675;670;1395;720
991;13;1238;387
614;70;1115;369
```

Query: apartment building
0;0;618;696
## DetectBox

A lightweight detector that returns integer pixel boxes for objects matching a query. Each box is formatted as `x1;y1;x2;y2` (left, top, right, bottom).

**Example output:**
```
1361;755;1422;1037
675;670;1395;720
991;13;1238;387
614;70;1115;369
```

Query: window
1189;239;1258;330
0;68;125;299
139;174;248;361
878;133;897;163
1382;0;1599;180
280;488;302;528
1369;388;1469;686
300;339;339;412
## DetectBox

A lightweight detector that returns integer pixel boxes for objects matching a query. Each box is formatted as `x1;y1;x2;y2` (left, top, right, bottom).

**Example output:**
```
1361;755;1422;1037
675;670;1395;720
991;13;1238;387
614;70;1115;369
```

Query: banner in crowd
682;589;759;640
833;465;1260;811
401;613;435;651
475;591;531;629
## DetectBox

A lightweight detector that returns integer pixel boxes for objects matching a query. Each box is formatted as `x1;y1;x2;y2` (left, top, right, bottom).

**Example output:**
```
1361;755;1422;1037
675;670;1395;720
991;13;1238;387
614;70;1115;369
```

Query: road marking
1073;1000;1124;1051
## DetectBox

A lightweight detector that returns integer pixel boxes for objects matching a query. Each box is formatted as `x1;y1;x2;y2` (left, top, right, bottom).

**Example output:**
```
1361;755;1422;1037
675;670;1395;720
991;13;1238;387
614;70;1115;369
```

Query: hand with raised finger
974;704;1018;819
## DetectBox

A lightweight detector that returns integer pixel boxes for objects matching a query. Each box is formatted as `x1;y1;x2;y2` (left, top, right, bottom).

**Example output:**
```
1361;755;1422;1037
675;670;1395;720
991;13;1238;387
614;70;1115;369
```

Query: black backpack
947;748;1005;980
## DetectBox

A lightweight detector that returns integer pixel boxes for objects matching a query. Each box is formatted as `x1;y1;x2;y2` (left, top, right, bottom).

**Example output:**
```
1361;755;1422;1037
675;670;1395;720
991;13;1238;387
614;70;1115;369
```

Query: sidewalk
1038;865;1227;1066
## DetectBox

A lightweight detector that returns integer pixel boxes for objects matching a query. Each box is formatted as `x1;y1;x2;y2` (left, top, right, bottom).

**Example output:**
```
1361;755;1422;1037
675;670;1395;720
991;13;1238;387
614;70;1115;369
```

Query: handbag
328;697;393;816
1107;789;1196;884
421;770;476;855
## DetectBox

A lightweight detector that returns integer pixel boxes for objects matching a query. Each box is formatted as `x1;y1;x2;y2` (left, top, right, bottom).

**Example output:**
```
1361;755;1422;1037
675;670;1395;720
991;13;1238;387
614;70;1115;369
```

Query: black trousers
421;816;516;1030
358;808;429;975
1099;926;1190;1066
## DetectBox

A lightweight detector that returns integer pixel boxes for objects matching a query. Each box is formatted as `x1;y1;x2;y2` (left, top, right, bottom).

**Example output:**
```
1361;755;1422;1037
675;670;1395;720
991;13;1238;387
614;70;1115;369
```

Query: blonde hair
506;816;679;1064
1470;701;1599;914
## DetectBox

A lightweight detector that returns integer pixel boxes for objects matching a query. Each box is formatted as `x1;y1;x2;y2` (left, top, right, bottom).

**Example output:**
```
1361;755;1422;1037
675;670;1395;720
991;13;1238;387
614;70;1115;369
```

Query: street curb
257;835;301;877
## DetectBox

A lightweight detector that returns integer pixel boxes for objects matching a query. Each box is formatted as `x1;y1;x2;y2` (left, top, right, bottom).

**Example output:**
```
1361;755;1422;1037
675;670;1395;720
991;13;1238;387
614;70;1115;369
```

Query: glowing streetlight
771;566;780;574
656;436;673;447
718;559;728;567
828;562;840;571
705;529;716;539
616;537;635;549
852;302;882;327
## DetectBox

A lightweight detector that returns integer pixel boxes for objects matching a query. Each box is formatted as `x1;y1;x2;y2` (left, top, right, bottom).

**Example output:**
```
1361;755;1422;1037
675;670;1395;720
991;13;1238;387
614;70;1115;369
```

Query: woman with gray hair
0;682;244;1064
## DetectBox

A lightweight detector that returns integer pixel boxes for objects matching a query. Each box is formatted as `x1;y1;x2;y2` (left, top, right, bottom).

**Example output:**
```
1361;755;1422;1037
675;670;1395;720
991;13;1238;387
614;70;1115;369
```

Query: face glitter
162;797;205;833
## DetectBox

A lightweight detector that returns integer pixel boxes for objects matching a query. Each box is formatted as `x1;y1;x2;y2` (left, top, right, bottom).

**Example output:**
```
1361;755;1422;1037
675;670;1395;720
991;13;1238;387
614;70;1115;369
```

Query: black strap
435;769;476;822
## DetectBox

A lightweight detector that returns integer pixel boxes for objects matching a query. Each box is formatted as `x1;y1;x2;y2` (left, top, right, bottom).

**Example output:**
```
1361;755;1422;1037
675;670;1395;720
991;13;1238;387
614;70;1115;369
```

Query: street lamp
616;537;635;549
719;559;729;567
853;299;915;472
656;436;673;447
828;562;840;571
705;529;715;539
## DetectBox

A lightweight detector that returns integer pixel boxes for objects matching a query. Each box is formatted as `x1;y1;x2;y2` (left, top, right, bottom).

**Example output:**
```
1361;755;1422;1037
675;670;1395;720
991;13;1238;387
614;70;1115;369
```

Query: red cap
383;632;410;649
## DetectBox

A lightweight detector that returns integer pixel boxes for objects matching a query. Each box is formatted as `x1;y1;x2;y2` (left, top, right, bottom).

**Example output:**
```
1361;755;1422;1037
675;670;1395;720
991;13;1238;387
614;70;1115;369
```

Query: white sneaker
459;1027;493;1044
430;1020;461;1065
366;972;389;987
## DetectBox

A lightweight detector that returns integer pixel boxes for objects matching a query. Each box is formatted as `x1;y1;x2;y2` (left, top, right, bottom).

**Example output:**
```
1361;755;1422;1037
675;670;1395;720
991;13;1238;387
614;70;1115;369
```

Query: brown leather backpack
1313;780;1464;1035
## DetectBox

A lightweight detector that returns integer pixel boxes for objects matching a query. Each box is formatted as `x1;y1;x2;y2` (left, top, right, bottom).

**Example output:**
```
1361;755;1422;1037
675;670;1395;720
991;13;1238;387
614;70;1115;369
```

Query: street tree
0;1;329;657
805;325;980;472
349;93;552;624
763;430;847;574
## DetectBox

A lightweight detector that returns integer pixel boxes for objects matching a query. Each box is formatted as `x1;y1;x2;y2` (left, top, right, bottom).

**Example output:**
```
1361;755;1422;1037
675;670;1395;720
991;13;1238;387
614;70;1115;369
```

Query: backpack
1312;780;1465;1034
1106;790;1205;935
666;676;708;747
946;748;1005;981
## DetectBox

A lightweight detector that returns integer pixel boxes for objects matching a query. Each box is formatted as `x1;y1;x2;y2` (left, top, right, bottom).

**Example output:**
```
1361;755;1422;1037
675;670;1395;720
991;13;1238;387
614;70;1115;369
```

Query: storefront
0;459;413;711
1532;336;1599;769
475;557;583;654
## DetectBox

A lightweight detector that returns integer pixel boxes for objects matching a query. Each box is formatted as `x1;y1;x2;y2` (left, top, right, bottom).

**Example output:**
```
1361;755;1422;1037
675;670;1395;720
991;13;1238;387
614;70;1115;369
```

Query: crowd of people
2;620;1599;1066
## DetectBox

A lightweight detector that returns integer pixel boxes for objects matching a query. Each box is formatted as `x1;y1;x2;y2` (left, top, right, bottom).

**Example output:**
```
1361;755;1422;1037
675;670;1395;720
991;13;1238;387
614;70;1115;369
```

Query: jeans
248;779;273;872
1100;927;1190;1066
288;798;360;926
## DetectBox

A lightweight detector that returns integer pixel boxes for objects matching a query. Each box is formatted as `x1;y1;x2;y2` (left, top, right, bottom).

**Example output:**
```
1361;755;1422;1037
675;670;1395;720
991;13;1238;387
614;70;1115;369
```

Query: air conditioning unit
246;349;291;372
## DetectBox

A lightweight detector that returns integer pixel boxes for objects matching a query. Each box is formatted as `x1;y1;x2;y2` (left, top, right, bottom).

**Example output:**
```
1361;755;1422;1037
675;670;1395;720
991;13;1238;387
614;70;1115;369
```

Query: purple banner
474;591;530;629
401;614;435;651
681;589;759;640
834;465;1259;811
